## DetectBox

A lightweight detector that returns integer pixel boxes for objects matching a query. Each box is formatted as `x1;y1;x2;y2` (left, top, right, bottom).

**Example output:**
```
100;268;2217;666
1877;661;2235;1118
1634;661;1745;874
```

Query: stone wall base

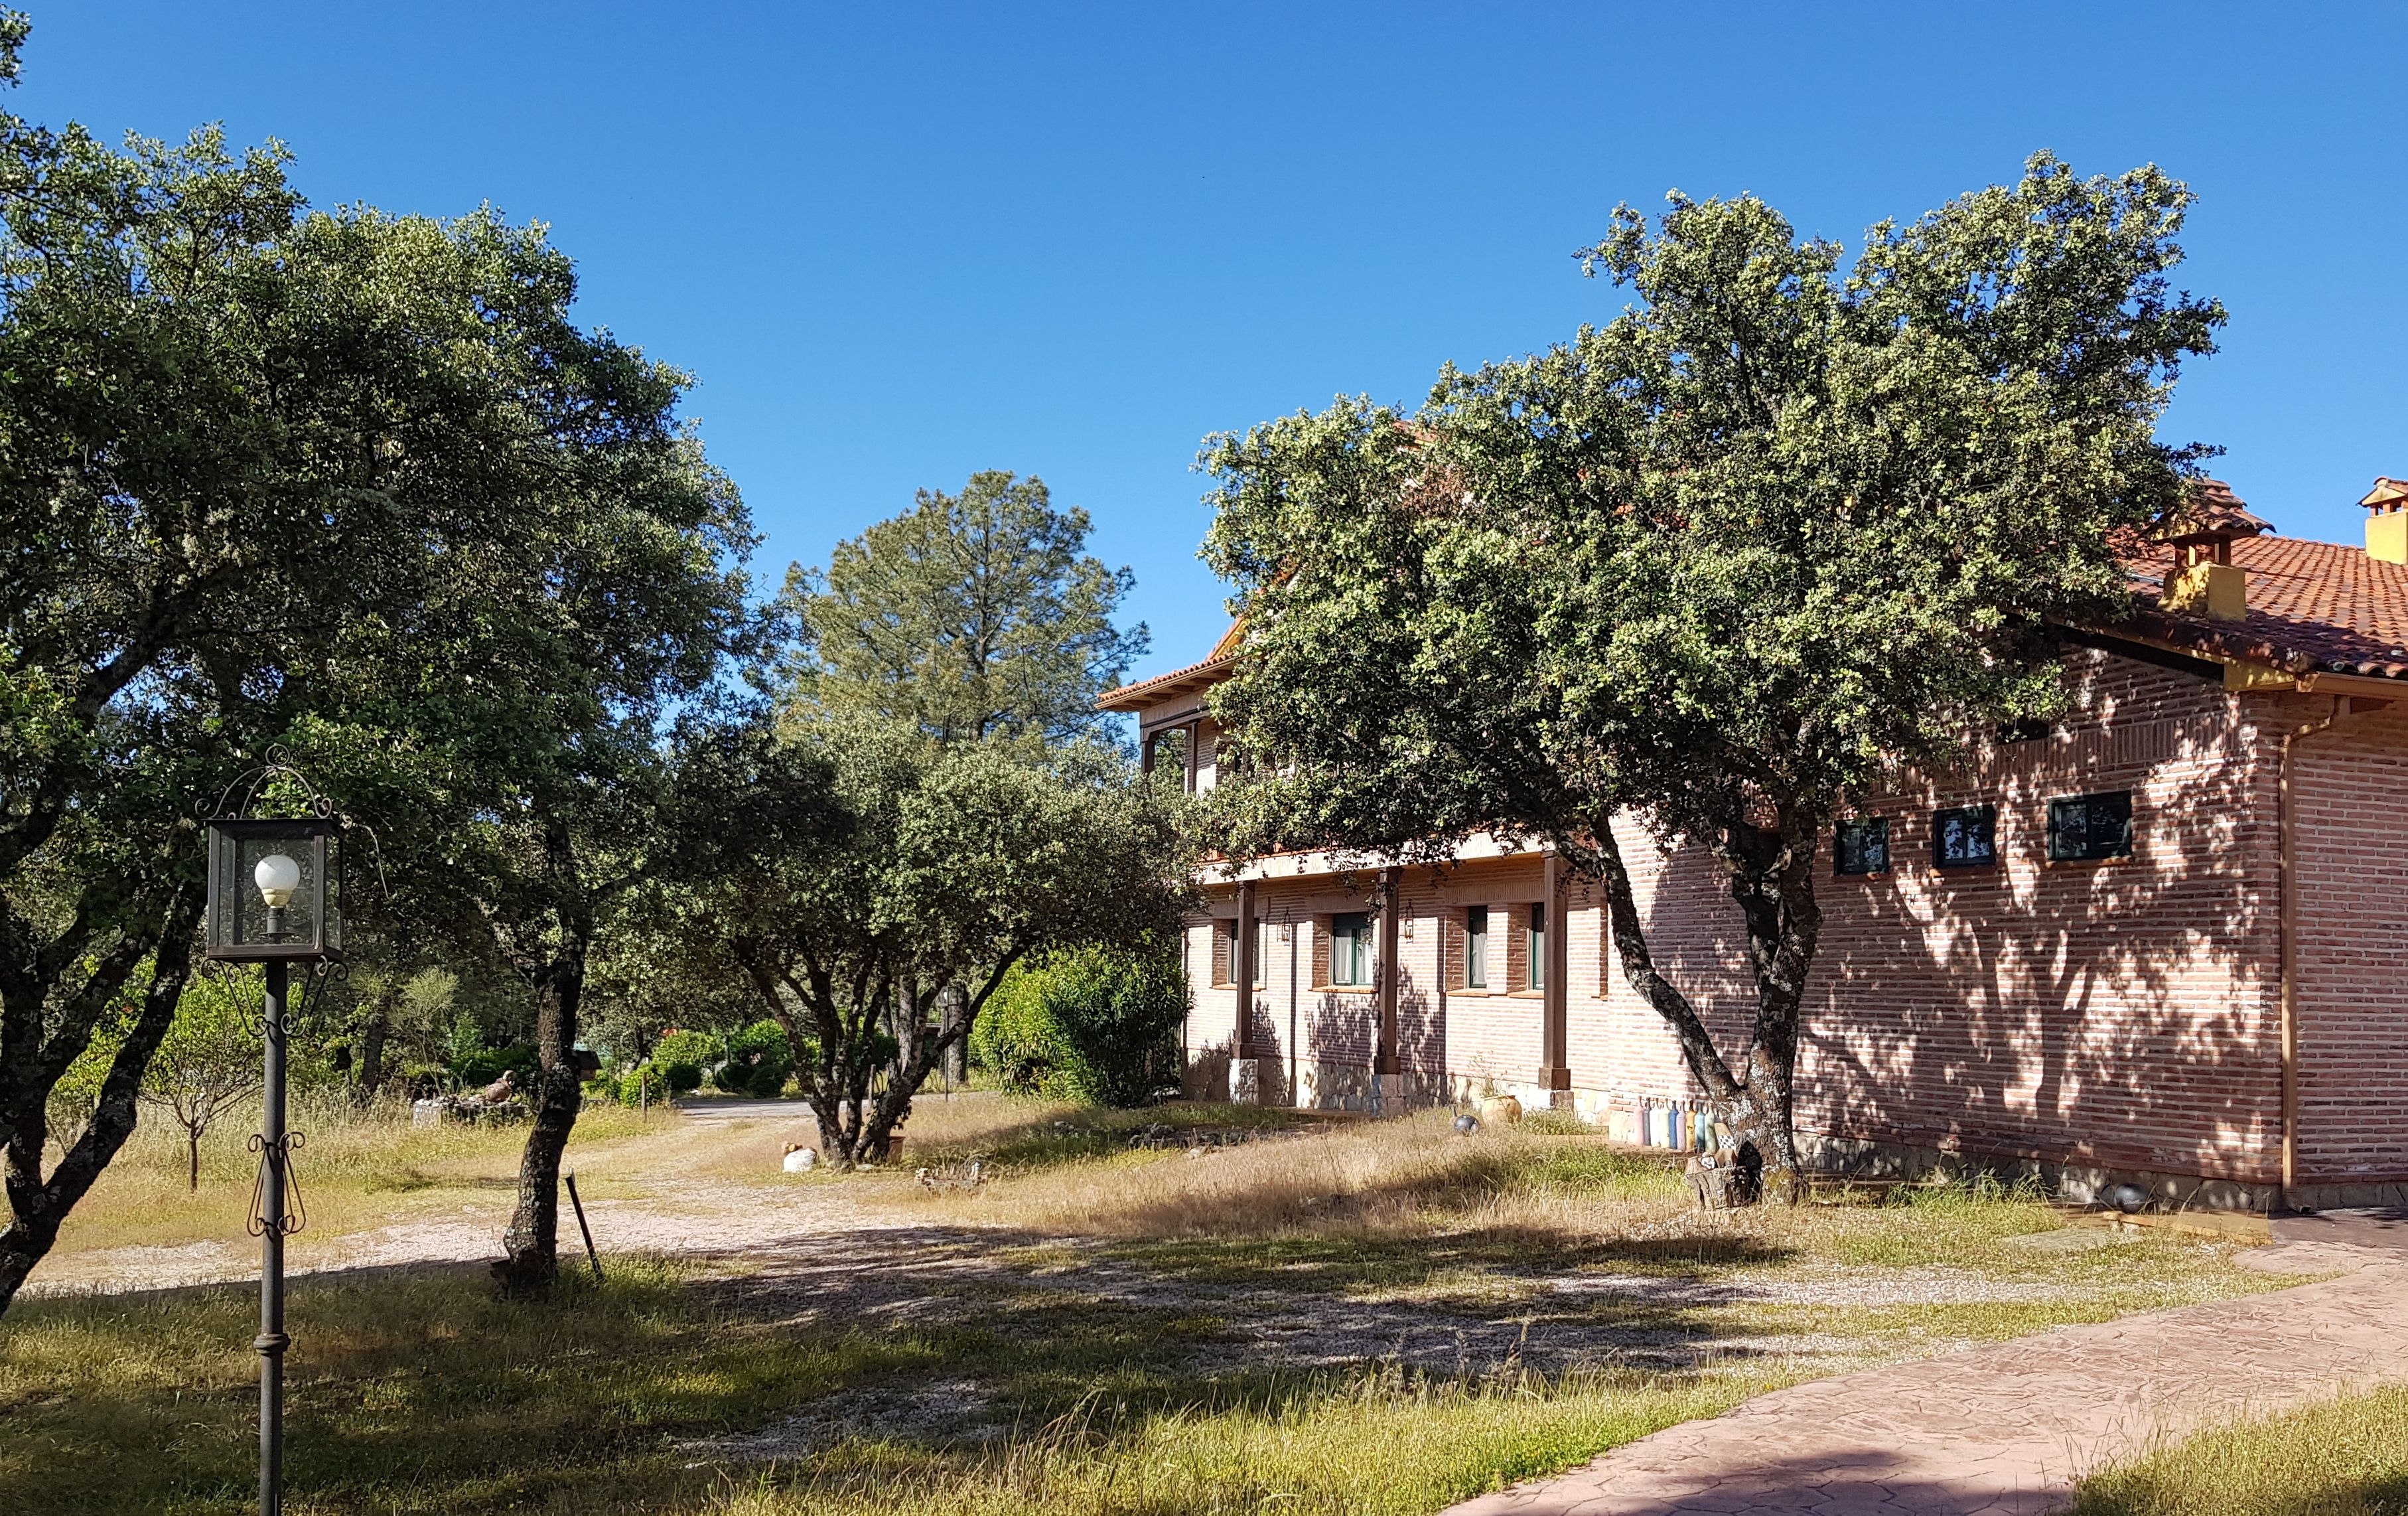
1793;1130;2354;1213
1285;1059;1451;1113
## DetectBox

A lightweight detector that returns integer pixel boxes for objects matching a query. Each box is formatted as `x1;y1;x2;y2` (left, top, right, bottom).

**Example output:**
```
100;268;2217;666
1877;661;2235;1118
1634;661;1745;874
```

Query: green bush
971;941;1185;1107
711;1019;794;1097
973;962;1070;1095
592;1065;668;1106
661;1061;703;1095
652;1028;722;1071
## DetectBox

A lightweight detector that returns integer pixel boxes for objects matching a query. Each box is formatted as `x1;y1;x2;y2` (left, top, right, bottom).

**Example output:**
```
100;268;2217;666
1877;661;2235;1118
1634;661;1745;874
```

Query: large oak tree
0;11;746;1308
665;720;1190;1165
1200;155;2222;1199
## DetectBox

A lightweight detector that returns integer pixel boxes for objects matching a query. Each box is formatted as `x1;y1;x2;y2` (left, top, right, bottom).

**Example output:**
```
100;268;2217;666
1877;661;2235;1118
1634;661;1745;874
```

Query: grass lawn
2;1096;2306;1515
2070;1387;2408;1515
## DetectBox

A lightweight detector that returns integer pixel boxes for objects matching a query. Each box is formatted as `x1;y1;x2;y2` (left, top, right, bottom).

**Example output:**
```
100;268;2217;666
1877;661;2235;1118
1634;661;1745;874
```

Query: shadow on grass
1109;1224;1793;1292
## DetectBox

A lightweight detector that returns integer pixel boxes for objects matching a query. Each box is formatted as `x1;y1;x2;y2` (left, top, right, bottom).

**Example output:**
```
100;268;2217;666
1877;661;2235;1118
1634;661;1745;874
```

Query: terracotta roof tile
2157;477;2275;545
2130;534;2408;680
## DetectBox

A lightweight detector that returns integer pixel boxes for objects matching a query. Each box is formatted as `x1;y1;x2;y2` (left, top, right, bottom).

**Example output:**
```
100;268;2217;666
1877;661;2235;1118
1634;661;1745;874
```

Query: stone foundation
1795;1130;2337;1212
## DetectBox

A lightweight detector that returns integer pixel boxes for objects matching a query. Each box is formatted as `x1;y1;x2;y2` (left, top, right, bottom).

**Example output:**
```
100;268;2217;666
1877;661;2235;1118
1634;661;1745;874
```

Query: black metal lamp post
203;813;341;1516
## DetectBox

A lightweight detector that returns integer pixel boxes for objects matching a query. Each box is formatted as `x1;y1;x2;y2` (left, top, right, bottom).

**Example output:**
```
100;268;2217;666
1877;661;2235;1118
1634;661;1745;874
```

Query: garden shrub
711;1019;794;1097
586;1065;668;1106
652;1028;722;1071
647;1027;723;1096
973;962;1069;1095
971;940;1185;1107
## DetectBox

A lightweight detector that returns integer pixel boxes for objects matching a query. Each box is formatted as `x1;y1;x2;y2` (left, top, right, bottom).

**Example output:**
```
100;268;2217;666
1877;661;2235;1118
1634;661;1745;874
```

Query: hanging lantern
204;817;342;962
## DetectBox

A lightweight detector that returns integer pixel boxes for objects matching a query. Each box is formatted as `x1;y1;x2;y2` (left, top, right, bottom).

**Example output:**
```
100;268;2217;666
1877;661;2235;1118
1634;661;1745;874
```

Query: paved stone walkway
1444;1245;2408;1516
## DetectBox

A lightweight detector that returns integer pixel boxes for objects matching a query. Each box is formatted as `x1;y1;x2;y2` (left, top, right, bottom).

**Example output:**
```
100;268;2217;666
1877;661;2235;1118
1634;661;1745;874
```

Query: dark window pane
2048;792;2133;862
1933;804;1998;868
1465;905;1488;988
1835;818;1890;875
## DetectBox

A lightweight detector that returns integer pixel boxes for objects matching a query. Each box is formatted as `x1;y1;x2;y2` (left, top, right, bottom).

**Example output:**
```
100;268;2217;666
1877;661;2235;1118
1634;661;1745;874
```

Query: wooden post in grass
565;1172;602;1282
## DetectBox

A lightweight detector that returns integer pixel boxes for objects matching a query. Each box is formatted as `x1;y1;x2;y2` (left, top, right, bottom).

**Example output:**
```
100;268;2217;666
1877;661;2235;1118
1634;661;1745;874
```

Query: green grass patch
0;1261;930;1513
703;1366;1776;1516
2071;1385;2408;1515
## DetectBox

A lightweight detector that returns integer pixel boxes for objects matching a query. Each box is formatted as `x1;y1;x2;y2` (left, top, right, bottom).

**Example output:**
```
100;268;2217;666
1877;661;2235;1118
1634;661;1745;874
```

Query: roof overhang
1096;654;1236;714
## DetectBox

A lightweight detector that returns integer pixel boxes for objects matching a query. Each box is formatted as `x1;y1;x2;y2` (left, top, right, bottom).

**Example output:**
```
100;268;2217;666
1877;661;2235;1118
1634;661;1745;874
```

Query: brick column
1376;868;1402;1112
1539;852;1572;1106
1230;879;1263;1104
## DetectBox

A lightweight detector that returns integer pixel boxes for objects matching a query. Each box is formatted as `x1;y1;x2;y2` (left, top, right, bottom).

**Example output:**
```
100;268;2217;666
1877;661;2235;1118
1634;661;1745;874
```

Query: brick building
1101;480;2408;1211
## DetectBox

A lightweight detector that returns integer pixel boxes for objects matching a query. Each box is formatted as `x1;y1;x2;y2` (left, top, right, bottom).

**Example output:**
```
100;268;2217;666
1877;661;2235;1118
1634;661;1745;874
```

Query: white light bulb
255;853;301;909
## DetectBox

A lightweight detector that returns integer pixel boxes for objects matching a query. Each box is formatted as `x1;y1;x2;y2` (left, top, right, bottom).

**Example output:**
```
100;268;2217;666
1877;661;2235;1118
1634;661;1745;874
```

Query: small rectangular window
1933;804;1998;869
1527;901;1547;992
1835;818;1890;876
1464;905;1488;988
1330;912;1371;987
2048;792;2133;862
1212;919;1265;987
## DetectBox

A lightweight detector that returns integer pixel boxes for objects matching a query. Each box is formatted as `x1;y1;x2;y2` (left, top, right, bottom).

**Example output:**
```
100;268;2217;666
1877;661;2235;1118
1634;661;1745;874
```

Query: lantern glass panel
207;821;336;958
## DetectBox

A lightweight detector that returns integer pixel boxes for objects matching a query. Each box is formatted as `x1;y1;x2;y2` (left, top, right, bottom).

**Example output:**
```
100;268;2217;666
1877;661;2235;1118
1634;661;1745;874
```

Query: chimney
2363;478;2408;564
2157;479;2267;623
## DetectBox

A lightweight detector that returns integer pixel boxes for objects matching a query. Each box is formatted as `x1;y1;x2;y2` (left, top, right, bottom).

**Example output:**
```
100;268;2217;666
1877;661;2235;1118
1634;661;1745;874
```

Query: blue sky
25;3;2406;682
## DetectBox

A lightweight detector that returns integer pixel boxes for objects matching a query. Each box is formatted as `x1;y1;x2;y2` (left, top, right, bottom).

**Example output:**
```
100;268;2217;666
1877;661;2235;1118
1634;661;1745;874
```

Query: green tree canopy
664;720;1191;1163
0;9;748;1308
1200;155;2222;1199
780;471;1147;747
140;970;261;1192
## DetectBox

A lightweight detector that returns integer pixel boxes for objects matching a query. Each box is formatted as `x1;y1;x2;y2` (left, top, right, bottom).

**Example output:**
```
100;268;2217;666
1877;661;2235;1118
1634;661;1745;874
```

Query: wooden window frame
1932;804;1999;870
1835;817;1890;876
1329;911;1372;988
2047;791;2133;862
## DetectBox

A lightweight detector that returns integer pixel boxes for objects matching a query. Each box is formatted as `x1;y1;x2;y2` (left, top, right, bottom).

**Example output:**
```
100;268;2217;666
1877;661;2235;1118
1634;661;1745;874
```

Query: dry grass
698;1367;1776;1516
5;1094;2316;1515
45;1095;698;1262
2070;1386;2408;1515
891;1106;2268;1300
0;1259;926;1513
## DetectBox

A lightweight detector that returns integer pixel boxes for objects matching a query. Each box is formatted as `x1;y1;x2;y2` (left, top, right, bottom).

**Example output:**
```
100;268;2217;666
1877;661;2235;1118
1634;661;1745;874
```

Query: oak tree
1201;155;2222;1199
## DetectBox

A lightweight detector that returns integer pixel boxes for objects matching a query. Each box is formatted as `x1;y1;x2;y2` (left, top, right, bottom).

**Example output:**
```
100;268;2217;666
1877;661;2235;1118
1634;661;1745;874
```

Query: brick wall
1177;650;2408;1193
2292;700;2408;1186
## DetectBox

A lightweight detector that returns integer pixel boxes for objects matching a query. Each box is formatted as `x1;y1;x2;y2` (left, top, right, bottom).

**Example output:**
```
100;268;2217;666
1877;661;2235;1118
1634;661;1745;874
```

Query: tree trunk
187;1129;200;1193
0;891;200;1318
1712;806;1823;1205
1583;812;1821;1207
357;996;390;1103
494;864;591;1296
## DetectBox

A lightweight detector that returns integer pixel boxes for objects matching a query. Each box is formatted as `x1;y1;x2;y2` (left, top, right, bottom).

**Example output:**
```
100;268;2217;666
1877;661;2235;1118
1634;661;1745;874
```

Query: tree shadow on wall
1639;695;2289;1192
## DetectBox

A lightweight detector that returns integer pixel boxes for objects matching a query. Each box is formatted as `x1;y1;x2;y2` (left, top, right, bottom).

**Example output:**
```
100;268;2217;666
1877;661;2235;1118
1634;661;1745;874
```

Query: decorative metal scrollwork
246;1131;309;1239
